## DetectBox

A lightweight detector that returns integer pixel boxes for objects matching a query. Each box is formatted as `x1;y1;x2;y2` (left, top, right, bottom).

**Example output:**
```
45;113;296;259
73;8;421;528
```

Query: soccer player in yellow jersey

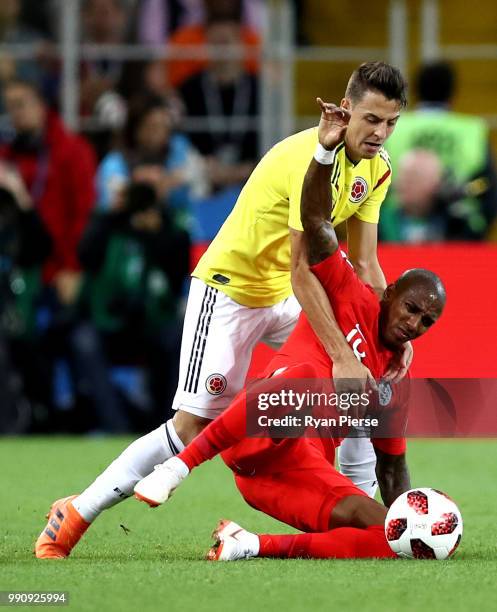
35;62;409;559
193;111;393;308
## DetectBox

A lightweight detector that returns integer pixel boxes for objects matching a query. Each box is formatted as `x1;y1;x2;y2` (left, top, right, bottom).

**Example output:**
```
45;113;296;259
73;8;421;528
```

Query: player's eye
422;316;434;327
406;302;416;313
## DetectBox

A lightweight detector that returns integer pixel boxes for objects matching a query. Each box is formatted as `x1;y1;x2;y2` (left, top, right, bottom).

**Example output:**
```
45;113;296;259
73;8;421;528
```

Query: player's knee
329;494;386;529
338;438;377;497
291;362;319;379
172;410;211;445
329;495;361;528
268;362;318;380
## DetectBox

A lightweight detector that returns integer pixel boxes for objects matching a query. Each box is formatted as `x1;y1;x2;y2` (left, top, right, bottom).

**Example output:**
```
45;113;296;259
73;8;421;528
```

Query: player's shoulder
271;127;318;155
257;128;318;176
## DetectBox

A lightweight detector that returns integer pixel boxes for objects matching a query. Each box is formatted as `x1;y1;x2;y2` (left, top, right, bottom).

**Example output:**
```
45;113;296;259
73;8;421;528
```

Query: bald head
394;268;446;307
380;268;446;350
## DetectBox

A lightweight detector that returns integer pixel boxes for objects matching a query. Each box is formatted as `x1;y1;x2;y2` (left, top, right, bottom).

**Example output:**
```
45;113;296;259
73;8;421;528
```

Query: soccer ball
385;488;463;559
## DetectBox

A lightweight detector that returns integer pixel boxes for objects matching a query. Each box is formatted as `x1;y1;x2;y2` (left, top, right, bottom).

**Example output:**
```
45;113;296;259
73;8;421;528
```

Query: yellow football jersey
193;127;391;307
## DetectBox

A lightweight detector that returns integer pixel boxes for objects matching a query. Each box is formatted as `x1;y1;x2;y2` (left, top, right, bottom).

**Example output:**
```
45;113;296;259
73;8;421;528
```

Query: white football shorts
172;277;302;419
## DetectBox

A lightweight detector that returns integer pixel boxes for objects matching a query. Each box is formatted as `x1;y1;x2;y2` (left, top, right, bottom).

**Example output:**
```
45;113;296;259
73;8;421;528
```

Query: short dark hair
416;61;455;104
346;61;408;108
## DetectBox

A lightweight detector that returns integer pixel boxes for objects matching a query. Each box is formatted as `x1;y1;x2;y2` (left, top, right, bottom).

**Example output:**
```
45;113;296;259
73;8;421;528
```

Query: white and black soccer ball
385;488;463;560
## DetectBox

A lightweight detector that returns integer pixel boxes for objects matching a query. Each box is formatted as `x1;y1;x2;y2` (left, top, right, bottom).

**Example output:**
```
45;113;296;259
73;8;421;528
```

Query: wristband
313;142;336;165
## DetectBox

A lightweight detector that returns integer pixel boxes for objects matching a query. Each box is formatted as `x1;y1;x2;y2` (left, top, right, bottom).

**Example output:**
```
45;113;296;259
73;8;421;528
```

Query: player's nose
373;123;388;141
405;315;418;334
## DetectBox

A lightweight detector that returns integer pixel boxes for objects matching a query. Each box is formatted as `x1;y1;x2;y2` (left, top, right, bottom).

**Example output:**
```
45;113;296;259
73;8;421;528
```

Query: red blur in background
191;243;497;378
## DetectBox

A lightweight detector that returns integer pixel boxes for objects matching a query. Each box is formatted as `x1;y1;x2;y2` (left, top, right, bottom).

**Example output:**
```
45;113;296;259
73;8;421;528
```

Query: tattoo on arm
305;222;338;265
300;159;338;265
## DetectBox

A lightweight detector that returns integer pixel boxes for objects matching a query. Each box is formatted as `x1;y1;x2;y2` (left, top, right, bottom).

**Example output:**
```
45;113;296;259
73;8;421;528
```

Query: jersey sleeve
310;249;367;301
354;153;392;224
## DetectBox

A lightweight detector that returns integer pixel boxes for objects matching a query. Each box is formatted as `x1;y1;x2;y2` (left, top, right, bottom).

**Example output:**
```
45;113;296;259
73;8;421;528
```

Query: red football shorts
223;436;367;533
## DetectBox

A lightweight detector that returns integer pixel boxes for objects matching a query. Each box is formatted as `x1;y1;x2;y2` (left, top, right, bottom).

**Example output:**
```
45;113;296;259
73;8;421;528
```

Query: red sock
177;363;317;471
258;525;396;559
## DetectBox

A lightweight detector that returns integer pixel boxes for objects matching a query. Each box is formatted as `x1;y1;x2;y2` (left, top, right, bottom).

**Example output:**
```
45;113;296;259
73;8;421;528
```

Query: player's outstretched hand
383;341;413;383
316;97;351;151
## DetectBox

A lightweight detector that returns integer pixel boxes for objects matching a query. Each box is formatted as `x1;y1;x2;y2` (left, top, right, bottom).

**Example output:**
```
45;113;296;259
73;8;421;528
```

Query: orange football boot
34;496;90;559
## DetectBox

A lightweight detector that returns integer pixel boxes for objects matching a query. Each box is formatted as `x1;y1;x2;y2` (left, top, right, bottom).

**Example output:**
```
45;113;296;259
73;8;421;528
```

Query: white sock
338;436;379;499
73;420;184;522
164;456;190;478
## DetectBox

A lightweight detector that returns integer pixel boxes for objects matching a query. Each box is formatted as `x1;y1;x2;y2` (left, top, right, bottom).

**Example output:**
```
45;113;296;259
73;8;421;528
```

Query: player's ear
383;283;395;302
341;97;351;110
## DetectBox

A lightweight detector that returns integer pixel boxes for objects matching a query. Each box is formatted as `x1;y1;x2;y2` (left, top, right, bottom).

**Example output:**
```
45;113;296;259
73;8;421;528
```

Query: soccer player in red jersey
130;110;446;560
35;67;410;561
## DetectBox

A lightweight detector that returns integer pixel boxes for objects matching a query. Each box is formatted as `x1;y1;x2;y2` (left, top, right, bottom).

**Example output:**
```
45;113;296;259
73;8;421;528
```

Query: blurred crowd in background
0;0;496;435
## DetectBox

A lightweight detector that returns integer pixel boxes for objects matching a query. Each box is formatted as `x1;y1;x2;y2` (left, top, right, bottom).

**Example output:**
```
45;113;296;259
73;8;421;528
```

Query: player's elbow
304;221;339;265
290;257;309;295
350;257;370;277
349;255;378;285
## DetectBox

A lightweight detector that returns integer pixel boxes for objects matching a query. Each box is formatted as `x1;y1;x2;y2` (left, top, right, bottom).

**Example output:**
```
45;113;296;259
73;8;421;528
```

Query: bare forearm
293;151;348;359
301;159;338;265
353;256;387;297
376;453;411;507
301;159;334;226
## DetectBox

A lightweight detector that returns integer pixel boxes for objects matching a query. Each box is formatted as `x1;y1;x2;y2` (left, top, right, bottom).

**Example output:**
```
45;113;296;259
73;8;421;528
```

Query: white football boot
134;457;189;507
206;520;260;561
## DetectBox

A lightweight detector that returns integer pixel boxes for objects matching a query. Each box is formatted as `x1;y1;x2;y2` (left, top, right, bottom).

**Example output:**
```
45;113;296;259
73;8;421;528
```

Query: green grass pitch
1;437;496;612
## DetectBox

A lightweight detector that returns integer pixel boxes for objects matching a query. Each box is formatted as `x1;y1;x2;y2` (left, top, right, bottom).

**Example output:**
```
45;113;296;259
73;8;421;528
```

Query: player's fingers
317;98;341;116
401;341;414;368
335;380;359;398
405;349;414;368
391;365;408;384
367;372;378;391
330;107;351;124
317;98;338;114
382;367;396;382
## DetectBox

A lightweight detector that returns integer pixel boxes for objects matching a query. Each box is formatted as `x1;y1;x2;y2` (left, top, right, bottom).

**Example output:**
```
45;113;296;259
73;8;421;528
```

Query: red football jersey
265;249;407;456
275;249;392;377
